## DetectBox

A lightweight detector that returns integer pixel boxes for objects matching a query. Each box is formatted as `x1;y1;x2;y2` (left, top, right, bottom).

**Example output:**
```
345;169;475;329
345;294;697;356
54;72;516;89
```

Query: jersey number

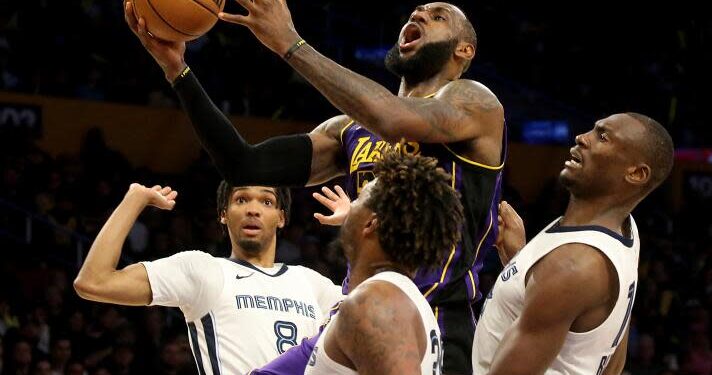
274;321;298;354
595;281;636;374
430;329;443;375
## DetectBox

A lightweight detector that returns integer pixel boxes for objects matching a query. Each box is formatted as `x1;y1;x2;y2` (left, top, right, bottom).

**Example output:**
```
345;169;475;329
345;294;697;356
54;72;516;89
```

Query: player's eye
263;199;274;206
236;197;247;204
434;15;446;21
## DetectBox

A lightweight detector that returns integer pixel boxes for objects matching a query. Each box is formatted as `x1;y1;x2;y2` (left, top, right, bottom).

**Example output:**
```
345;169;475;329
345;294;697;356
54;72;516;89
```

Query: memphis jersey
142;251;344;375
304;271;443;375
340;120;506;305
472;216;640;375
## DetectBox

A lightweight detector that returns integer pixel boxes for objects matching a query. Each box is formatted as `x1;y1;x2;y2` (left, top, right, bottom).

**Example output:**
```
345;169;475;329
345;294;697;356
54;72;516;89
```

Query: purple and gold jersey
340;120;506;305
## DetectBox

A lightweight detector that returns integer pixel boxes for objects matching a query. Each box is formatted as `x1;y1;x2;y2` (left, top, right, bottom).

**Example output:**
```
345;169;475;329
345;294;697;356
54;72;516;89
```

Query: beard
238;238;263;253
385;38;458;84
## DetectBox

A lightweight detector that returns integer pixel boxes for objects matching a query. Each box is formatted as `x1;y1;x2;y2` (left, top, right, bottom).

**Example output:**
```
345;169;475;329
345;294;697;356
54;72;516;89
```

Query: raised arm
73;184;177;306
489;244;616;375
124;2;347;187
219;1;503;144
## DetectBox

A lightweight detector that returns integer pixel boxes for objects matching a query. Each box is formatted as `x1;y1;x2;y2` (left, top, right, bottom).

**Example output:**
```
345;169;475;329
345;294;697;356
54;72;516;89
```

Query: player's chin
237;238;264;253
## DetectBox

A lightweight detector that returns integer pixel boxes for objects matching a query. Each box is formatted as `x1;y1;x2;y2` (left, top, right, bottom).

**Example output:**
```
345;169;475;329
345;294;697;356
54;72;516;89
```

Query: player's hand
312;185;351;226
127;183;178;210
124;1;187;82
495;201;526;265
219;0;301;57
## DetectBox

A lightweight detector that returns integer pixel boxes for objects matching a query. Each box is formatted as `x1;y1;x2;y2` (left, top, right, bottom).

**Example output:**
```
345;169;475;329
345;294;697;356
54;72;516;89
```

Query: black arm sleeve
172;69;312;187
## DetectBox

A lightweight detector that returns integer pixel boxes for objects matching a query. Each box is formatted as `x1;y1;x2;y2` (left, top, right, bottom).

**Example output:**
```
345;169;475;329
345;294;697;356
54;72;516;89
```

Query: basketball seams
145;0;200;37
190;0;222;17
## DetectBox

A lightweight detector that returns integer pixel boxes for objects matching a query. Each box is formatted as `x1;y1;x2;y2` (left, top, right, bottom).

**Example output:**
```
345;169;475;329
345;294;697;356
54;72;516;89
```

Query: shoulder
291;265;332;282
339;279;417;325
436;79;503;113
311;115;353;138
528;243;617;306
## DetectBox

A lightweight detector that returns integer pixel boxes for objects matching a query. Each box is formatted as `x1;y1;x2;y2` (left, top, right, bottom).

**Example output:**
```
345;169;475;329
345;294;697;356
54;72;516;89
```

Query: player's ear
278;209;286;229
219;210;227;224
363;213;378;236
455;41;475;62
625;163;651;187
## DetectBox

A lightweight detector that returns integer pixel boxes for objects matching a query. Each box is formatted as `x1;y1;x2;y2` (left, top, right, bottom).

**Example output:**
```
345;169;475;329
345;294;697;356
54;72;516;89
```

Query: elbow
73;275;99;300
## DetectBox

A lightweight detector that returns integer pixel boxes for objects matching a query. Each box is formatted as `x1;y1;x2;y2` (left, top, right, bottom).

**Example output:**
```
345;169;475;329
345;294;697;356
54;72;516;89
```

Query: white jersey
304;271;443;375
141;251;344;375
473;216;640;375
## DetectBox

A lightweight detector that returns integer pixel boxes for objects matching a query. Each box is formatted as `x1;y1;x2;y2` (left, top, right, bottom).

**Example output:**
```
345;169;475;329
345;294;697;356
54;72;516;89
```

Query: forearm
75;193;146;292
489;326;564;375
173;69;313;186
287;45;408;138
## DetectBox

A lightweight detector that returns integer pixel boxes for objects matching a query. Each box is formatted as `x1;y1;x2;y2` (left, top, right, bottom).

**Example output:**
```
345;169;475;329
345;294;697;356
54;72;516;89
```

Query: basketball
131;0;225;42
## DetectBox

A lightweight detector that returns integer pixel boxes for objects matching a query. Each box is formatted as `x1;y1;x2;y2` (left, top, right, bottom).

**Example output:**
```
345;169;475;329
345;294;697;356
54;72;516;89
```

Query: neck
347;255;413;292
560;194;634;235
398;73;454;98
230;236;277;268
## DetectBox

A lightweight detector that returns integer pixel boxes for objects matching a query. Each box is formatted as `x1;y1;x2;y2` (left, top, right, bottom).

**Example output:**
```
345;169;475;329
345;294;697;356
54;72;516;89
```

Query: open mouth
399;23;423;51
564;148;583;169
241;223;262;236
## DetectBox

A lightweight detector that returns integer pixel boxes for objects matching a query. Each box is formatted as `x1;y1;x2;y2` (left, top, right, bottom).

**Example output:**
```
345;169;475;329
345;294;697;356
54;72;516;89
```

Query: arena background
0;1;710;374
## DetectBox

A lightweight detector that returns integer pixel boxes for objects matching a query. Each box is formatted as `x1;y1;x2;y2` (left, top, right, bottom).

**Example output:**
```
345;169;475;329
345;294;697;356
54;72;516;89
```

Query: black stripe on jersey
188;322;207;375
201;313;222;375
228;258;289;277
546;220;634;248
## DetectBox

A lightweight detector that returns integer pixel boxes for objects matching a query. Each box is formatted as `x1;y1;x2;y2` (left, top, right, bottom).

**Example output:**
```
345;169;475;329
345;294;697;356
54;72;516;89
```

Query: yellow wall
0;91;315;174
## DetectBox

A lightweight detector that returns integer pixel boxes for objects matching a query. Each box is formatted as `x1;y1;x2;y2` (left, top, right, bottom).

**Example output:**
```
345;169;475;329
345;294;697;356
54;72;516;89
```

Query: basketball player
472;113;674;375
73;182;343;374
304;151;463;374
124;2;507;373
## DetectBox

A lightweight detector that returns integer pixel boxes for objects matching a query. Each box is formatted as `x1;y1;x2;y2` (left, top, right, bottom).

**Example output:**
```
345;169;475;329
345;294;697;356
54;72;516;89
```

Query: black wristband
283;39;306;60
171;65;192;87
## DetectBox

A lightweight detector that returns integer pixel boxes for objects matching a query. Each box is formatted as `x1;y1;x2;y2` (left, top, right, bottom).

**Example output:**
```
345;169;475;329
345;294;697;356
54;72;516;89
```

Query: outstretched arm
219;0;503;144
73;184;177;306
124;2;347;187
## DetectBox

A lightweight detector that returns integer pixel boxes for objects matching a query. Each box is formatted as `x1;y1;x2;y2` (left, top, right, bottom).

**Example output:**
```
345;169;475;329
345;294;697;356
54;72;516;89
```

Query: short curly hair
364;151;464;272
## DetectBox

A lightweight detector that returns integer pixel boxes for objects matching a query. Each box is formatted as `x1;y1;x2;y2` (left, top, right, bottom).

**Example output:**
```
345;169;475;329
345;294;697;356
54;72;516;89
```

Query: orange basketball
131;0;225;42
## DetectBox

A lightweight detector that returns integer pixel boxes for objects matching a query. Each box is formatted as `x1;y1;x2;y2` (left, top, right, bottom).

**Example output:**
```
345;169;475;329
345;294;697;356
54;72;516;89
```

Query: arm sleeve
172;70;313;187
141;251;224;320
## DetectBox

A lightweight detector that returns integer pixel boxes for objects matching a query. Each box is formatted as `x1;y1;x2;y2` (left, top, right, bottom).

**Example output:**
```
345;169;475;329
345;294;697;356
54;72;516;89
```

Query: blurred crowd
1;0;710;144
1;0;710;374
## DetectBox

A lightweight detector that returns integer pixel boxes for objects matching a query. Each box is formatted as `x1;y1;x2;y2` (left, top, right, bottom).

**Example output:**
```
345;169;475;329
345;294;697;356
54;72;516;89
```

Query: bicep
491;247;604;374
81;263;152;306
335;290;423;375
388;80;503;143
307;116;349;186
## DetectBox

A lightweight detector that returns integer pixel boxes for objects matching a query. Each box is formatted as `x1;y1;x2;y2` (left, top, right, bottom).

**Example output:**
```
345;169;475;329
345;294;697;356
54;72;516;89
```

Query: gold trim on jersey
434;306;439;321
339;119;356;145
441;143;505;171
468;270;476;300
473;214;494;266
423;163;458;299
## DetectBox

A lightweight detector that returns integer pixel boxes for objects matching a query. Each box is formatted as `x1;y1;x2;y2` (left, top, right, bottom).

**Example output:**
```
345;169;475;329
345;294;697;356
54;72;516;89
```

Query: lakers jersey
472;216;640;375
304;271;443;375
142;251;344;375
339;120;506;305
